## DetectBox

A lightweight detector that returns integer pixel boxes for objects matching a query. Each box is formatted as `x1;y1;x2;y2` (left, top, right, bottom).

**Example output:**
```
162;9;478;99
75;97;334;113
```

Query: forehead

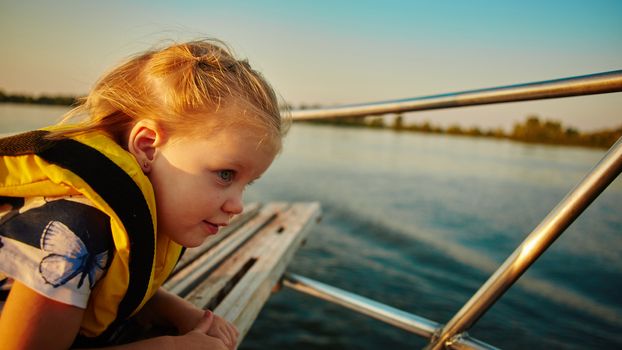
186;101;280;143
188;123;281;158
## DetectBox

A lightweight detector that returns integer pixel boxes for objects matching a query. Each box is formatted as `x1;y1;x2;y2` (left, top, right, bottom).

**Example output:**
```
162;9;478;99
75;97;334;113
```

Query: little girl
0;39;286;349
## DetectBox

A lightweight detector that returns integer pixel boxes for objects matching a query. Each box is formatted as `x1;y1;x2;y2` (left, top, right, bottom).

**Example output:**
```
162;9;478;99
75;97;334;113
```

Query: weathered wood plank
215;203;321;338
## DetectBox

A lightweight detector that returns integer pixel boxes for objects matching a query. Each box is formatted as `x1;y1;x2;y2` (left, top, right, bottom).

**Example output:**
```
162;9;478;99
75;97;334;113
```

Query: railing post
425;136;622;350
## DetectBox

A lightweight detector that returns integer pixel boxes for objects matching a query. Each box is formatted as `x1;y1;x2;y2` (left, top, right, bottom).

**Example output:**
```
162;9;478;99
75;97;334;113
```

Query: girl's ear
127;120;166;173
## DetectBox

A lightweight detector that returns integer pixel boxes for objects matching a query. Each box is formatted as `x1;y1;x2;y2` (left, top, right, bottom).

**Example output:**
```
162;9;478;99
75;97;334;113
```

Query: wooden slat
216;202;321;338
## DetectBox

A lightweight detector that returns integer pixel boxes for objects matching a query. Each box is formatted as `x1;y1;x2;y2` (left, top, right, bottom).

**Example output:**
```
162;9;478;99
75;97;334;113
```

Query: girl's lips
202;220;220;235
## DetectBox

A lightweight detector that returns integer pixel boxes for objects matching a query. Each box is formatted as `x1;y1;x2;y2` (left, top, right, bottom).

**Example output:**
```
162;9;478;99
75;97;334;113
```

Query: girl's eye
218;170;235;183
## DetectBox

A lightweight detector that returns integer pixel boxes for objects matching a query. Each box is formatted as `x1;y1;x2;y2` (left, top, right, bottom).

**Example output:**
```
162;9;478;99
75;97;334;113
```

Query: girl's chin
160;228;210;248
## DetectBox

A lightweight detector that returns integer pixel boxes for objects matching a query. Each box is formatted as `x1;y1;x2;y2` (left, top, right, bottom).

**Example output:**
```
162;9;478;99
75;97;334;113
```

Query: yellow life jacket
0;129;183;343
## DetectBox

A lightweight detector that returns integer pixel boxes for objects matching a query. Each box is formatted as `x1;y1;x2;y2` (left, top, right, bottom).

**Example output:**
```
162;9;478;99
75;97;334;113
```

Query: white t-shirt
0;196;112;309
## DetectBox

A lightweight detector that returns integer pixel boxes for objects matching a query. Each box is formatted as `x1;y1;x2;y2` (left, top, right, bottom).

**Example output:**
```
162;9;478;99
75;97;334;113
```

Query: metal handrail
282;273;442;339
282;273;500;350
289;70;622;121
282;70;622;349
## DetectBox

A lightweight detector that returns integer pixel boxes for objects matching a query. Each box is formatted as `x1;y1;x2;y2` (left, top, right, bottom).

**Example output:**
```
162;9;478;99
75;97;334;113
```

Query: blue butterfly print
38;221;109;289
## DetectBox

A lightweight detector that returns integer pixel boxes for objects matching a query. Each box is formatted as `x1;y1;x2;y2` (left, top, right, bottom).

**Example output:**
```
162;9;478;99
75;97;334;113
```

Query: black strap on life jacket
0;130;155;345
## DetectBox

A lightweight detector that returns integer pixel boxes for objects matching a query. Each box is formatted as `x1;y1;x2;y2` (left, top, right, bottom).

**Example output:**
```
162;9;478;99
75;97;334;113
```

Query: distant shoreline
0;91;78;106
301;114;622;150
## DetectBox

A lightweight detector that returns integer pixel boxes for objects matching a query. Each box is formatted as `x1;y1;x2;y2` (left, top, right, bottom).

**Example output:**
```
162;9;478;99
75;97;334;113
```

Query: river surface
2;103;621;349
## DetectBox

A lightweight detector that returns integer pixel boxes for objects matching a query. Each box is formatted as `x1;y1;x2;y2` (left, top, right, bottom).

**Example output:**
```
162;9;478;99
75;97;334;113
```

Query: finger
222;326;234;349
227;322;239;341
211;323;232;348
227;323;238;342
226;325;238;349
193;309;214;333
224;332;235;350
215;315;234;345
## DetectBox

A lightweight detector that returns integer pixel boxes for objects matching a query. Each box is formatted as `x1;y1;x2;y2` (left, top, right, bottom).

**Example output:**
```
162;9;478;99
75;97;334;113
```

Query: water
0;103;69;134
2;104;621;349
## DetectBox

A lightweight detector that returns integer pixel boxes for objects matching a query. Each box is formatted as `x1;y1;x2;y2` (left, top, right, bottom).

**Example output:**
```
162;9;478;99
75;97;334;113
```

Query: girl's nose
223;191;243;215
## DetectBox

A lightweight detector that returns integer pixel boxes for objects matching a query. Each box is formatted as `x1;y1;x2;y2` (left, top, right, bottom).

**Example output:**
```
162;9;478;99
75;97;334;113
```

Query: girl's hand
172;311;228;350
203;310;239;350
137;289;239;349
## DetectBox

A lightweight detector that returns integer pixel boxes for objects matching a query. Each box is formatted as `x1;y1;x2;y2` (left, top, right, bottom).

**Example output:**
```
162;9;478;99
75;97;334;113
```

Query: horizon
1;0;621;131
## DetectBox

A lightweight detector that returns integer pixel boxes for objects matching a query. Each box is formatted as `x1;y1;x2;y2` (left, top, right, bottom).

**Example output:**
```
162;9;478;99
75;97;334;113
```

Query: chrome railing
290;70;622;121
281;70;622;349
283;273;500;350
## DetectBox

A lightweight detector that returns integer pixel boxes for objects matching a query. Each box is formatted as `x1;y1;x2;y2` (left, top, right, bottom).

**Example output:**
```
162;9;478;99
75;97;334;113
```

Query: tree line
301;111;621;149
0;90;79;106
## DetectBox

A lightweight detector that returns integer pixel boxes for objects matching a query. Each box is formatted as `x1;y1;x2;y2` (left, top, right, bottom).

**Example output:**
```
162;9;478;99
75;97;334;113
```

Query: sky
1;0;621;131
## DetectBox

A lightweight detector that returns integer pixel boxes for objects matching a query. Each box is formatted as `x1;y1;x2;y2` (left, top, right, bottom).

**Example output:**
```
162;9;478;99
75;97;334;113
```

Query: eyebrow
219;157;246;170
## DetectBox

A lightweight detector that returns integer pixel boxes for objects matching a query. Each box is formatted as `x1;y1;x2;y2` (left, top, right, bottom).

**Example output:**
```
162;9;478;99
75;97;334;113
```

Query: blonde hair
51;39;287;148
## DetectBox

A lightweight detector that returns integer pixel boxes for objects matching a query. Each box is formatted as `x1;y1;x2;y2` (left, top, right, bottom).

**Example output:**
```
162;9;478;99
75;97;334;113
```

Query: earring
142;160;150;170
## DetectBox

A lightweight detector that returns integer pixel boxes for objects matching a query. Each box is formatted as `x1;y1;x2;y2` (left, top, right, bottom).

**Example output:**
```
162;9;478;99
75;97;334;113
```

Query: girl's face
145;124;278;247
